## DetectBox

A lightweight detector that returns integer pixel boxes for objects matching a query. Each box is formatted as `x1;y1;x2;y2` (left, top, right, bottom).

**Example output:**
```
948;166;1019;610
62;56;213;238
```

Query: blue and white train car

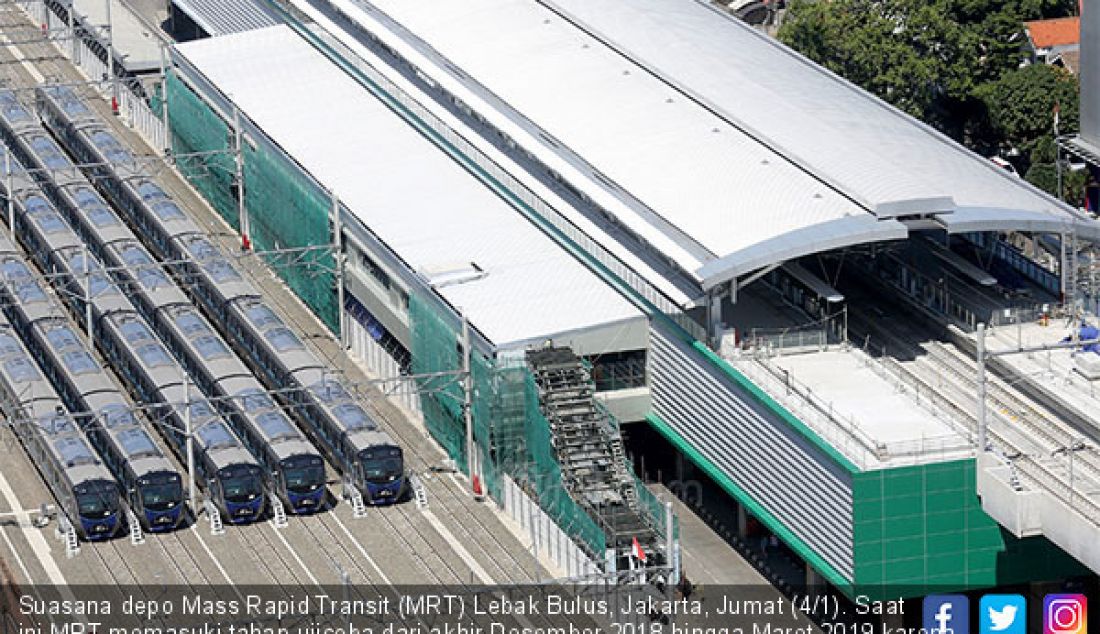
0;312;121;540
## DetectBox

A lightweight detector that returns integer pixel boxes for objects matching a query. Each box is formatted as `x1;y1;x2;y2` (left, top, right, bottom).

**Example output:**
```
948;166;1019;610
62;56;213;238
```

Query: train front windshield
76;481;119;518
282;457;325;493
139;474;182;511
360;448;403;483
220;467;262;503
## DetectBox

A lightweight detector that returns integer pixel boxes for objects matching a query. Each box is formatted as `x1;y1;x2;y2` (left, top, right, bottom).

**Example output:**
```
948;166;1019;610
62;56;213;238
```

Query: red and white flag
632;536;646;563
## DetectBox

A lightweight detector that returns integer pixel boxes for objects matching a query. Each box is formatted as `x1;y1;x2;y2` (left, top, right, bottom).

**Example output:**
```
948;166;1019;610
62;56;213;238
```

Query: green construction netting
409;292;608;558
409;292;468;473
150;81;164;120
165;70;236;227
241;137;338;332
165;70;338;332
522;371;607;557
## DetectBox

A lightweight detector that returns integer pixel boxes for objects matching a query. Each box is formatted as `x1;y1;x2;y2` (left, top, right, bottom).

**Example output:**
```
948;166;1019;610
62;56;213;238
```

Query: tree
778;0;1079;148
977;64;1079;160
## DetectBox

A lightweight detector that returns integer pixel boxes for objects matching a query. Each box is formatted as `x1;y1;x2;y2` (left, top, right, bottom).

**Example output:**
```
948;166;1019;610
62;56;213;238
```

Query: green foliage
779;0;1080;160
978;64;1079;154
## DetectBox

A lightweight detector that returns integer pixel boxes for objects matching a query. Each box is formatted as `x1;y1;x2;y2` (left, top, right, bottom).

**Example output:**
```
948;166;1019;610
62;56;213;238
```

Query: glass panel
206;259;241;283
196;421;236;450
45;326;80;350
28;136;71;170
255;412;296;440
332;404;373;431
89;131;131;164
135;343;173;368
119;245;170;288
237;389;273;413
4;357;40;382
136;182;168;203
151;201;184;221
118;319;154;343
193;335;229;360
61;350;97;375
173;311;210;336
118;428;158;457
246;303;282;330
0;93;31;121
310;381;349;403
31;210;68;234
14;281;46;303
265;328;303;352
0;334;22;356
100;405;136;429
55;437;96;466
188;400;215;421
47;87;92;117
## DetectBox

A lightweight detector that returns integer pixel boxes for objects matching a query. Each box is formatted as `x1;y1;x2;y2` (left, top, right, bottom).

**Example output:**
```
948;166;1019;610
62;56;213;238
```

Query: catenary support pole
234;106;248;249
332;190;345;348
159;46;170;157
976;322;987;454
67;0;76;62
5;151;12;239
184;373;196;513
462;309;475;483
82;244;93;344
105;0;117;108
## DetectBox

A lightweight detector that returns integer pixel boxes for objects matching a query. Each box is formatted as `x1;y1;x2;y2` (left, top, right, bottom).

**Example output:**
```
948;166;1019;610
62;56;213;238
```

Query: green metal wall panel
851;459;1087;599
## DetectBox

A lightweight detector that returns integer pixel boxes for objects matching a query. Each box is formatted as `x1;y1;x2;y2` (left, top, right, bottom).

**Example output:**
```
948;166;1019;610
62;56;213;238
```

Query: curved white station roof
338;0;1100;291
175;25;642;348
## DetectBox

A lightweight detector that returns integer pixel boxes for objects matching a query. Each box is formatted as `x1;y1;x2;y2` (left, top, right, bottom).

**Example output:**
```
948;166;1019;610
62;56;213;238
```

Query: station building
162;0;1099;599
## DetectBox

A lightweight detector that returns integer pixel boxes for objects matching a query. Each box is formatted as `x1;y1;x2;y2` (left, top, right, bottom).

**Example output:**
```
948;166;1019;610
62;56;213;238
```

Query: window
4;357;39;383
135;343;173;368
265;328;303;352
45;326;80;350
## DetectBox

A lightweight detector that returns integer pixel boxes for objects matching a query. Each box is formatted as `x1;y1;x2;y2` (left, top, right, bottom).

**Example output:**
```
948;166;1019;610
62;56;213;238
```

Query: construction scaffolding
409;293;668;563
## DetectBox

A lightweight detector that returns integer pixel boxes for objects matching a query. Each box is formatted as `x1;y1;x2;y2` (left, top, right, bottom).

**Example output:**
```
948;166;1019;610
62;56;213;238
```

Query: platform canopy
349;0;1100;292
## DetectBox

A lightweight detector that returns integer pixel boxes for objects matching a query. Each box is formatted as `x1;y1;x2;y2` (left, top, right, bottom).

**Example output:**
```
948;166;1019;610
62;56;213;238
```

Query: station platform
73;0;165;74
980;318;1100;438
730;346;973;470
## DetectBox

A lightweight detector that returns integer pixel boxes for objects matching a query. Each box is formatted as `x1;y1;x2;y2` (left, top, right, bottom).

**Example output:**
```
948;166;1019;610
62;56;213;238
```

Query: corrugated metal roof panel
171;0;281;37
341;0;1099;286
175;26;643;348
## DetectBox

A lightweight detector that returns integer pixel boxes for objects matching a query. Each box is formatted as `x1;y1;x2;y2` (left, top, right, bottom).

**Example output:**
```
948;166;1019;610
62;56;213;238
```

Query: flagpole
1055;102;1064;201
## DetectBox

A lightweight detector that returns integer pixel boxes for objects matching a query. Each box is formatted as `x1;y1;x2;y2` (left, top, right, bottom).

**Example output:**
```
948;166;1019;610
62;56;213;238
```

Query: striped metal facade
648;322;856;581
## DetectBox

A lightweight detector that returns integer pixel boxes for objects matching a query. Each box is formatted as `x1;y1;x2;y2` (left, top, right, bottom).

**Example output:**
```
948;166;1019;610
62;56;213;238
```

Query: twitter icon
981;595;1026;634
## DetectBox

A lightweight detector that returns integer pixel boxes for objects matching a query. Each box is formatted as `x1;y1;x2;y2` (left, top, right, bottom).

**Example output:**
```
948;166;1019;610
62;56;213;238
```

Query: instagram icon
1045;595;1088;634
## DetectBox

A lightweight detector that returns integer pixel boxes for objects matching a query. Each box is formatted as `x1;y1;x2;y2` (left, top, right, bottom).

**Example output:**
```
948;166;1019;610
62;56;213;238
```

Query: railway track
846;301;1100;524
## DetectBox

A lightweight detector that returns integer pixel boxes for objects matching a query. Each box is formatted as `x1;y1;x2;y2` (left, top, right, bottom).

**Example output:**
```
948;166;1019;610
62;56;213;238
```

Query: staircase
526;346;656;551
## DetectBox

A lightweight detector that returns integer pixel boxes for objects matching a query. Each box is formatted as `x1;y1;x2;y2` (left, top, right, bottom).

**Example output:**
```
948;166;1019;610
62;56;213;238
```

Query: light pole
975;323;1100;457
1053;439;1087;504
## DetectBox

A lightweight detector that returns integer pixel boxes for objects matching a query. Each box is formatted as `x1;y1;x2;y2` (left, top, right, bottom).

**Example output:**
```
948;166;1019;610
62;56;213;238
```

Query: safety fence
344;294;422;416
499;475;601;579
20;0;167;152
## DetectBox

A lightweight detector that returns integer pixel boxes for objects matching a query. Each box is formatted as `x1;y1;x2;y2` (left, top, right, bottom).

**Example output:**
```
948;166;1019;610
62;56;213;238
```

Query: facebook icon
924;595;970;634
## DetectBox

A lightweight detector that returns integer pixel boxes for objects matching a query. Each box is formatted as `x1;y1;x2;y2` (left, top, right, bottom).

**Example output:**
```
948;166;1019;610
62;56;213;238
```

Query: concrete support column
706;286;724;349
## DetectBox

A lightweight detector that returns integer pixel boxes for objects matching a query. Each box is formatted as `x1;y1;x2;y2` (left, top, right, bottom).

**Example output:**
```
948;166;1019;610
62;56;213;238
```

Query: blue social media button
981;595;1026;634
924;595;970;634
